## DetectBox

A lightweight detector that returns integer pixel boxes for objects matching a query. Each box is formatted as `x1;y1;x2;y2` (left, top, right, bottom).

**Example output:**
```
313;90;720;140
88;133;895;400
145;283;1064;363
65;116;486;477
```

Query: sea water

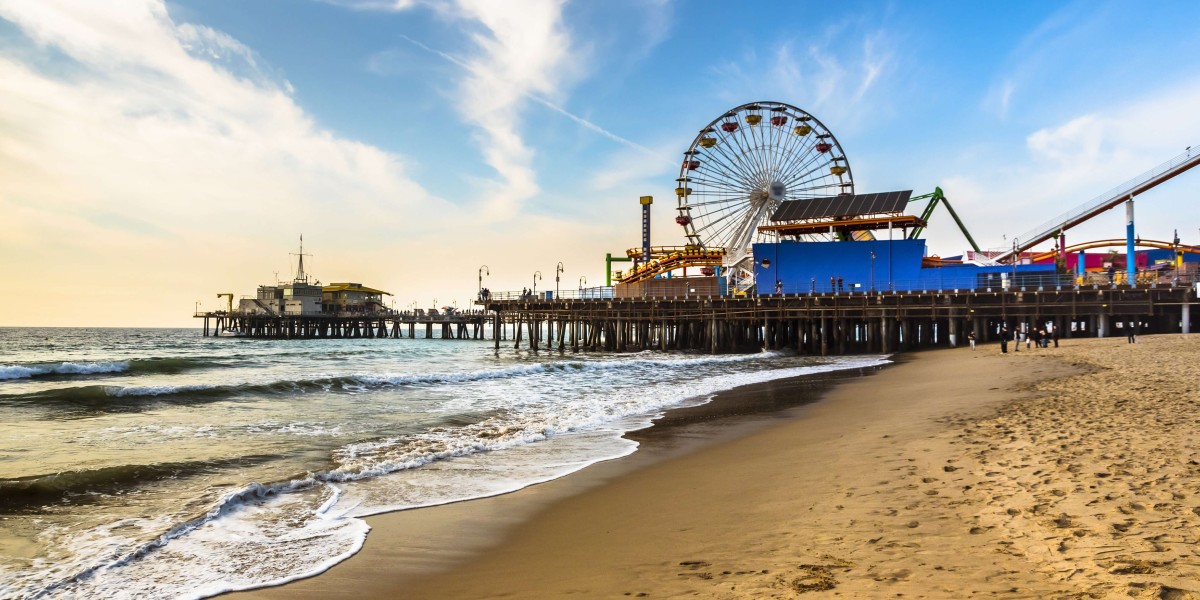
0;327;888;599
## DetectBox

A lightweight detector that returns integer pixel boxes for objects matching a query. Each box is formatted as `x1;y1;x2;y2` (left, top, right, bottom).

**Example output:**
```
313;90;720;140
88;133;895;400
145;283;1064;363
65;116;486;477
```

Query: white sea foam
9;349;889;600
0;361;129;380
105;383;218;397
81;351;787;398
36;484;369;600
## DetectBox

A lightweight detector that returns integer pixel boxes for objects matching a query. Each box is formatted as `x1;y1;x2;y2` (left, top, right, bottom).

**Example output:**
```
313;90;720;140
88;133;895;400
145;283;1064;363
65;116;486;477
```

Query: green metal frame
907;187;981;252
605;253;633;286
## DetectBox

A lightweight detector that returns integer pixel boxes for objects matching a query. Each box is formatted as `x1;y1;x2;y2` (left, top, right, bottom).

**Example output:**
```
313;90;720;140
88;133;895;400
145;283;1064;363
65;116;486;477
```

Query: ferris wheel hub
768;181;787;202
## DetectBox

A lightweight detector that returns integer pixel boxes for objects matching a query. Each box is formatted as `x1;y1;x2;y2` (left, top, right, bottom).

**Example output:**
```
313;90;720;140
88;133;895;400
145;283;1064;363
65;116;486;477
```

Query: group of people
997;324;1059;354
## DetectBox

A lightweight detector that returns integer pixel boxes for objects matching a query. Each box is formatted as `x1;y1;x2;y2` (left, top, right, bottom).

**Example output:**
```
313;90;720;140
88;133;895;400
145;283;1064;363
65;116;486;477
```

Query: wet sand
234;334;1200;599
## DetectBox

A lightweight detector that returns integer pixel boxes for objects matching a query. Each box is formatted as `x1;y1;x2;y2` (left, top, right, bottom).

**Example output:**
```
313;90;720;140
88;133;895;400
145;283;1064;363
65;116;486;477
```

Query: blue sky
2;0;1199;325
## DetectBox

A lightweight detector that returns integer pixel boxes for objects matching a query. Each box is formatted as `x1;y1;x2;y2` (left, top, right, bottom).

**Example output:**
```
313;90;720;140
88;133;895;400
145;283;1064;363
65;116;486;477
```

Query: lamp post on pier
870;250;876;293
533;271;542;297
555;262;564;299
1011;238;1018;289
478;265;489;299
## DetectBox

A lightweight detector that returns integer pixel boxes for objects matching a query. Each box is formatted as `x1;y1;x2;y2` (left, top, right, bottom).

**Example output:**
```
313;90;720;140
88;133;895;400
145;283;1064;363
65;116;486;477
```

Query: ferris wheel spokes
674;101;854;276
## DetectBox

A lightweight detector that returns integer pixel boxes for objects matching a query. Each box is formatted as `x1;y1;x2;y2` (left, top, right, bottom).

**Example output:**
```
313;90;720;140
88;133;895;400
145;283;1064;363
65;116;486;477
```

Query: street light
555;262;564;299
870;250;876;292
533;271;542;297
1011;237;1018;289
478;265;489;299
579;275;587;289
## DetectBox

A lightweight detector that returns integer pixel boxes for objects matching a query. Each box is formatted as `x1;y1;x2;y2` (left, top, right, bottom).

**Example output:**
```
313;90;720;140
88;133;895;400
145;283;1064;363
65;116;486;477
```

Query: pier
481;277;1197;354
196;310;488;340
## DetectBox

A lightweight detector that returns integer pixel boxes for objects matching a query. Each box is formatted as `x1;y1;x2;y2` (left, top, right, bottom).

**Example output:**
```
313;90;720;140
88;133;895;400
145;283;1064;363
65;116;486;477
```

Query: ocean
0;327;889;599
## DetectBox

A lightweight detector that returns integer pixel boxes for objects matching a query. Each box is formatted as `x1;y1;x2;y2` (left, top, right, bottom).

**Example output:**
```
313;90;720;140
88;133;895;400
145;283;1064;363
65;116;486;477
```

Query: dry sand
234;334;1200;599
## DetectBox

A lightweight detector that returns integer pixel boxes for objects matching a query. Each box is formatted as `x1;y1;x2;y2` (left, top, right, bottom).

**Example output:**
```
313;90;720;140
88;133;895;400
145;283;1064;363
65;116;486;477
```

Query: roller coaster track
995;145;1200;263
618;247;727;284
1028;238;1200;263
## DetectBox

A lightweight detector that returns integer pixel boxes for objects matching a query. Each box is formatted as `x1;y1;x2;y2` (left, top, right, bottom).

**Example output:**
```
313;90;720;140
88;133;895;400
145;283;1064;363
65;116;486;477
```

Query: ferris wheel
674;102;854;261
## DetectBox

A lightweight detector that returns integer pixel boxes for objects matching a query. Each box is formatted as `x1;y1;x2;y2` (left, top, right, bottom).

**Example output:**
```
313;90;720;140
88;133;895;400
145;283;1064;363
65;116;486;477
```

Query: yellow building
321;283;391;315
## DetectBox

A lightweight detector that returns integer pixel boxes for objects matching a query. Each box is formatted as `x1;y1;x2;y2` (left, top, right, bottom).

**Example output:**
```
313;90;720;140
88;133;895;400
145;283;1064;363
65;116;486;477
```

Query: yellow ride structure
616;246;727;285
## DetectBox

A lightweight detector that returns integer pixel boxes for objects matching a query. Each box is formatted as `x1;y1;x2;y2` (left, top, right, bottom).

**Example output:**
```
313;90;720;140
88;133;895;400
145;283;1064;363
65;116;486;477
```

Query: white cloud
707;23;899;133
926;79;1200;257
0;0;456;325
0;0;658;324
439;0;577;219
1027;114;1105;164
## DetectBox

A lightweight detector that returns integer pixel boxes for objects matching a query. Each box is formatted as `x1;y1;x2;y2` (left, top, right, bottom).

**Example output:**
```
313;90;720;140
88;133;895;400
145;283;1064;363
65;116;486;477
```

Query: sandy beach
234;334;1200;599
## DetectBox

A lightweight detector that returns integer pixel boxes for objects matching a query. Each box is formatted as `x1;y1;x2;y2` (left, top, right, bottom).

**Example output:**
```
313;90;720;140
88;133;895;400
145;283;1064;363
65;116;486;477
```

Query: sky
2;0;1199;327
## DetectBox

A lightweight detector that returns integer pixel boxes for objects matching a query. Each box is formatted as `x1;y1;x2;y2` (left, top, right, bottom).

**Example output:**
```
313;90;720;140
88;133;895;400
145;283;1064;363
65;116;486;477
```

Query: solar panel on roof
770;190;912;221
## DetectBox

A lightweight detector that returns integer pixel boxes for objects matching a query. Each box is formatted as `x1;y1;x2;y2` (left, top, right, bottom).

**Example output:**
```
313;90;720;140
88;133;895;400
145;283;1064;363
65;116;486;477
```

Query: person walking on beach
967;330;976;351
1052;327;1059;347
1000;326;1009;353
1127;320;1137;343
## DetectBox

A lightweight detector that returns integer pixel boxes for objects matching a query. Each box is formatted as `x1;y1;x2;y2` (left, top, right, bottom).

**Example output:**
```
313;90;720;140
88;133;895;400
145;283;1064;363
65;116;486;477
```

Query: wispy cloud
399;33;655;157
0;0;445;324
708;22;900;133
934;78;1200;255
417;0;575;219
981;2;1109;118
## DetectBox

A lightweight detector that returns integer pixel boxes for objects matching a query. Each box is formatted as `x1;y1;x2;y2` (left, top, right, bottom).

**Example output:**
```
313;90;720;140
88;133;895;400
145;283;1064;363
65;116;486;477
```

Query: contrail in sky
399;34;659;157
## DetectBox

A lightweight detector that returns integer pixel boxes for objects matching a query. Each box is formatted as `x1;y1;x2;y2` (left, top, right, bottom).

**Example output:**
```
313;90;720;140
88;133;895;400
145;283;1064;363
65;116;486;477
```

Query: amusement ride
613;100;1200;293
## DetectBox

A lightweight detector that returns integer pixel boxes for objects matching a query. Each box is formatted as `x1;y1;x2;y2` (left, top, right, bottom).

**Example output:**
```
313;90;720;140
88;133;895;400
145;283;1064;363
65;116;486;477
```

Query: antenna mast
290;234;312;284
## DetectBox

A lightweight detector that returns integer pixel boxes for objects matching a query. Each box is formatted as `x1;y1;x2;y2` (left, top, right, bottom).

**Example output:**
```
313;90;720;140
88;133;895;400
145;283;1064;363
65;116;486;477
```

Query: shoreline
234;335;1200;598
227;357;893;599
